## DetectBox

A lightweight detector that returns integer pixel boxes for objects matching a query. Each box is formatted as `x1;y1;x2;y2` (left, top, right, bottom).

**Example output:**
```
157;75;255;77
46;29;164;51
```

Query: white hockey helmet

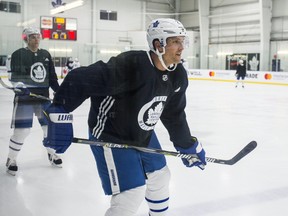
146;18;188;51
22;27;41;42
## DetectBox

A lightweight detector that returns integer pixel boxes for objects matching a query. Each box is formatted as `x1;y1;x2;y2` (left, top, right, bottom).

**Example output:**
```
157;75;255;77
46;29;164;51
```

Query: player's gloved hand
175;136;206;170
43;104;73;154
14;82;30;96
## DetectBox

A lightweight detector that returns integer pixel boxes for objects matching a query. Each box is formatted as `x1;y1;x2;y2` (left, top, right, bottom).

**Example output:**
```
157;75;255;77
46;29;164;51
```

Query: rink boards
1;67;288;86
187;69;288;86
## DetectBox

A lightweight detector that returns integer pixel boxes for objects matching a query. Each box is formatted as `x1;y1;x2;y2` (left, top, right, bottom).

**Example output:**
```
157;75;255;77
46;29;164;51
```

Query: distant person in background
62;57;75;78
72;57;80;69
6;27;61;176
235;59;246;88
65;57;74;73
6;55;12;80
181;58;189;71
5;55;11;72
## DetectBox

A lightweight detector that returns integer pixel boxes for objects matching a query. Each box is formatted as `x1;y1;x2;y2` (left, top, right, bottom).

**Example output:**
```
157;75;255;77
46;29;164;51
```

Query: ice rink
1;78;288;216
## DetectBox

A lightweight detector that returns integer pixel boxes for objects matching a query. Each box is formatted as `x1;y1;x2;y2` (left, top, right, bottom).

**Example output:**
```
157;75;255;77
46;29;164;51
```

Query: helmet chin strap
155;48;177;72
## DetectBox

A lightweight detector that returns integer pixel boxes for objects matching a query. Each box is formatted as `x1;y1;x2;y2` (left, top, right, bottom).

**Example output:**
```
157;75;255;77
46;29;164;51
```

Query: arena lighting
100;49;122;54
16;18;36;27
217;52;233;56
187;56;197;59
277;50;288;54
49;48;72;52
205;55;214;58
50;0;84;15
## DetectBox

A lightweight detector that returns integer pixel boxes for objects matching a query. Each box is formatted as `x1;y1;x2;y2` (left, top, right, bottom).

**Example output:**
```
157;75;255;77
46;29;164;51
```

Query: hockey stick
0;77;52;101
73;137;257;165
205;141;257;165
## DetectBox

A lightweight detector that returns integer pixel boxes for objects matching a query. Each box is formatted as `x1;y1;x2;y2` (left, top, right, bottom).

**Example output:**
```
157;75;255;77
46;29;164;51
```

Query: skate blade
6;169;17;176
50;162;63;168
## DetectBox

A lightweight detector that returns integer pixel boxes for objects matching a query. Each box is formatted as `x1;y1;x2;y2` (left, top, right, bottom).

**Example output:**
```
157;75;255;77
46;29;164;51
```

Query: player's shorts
89;131;167;195
237;74;245;80
11;98;51;128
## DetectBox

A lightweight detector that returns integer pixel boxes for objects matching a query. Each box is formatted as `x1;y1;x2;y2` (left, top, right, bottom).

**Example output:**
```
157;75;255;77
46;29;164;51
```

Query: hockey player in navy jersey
235;59;247;88
6;27;61;176
44;18;206;216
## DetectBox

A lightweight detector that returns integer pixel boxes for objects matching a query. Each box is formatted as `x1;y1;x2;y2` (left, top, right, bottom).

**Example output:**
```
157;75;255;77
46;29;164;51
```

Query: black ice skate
48;153;63;168
6;158;18;176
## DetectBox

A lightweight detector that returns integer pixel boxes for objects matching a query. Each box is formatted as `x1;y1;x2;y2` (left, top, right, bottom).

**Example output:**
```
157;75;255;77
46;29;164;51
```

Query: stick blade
227;140;257;165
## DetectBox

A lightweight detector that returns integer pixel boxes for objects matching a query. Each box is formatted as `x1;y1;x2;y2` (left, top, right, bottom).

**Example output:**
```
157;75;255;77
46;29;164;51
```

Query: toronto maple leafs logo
51;0;65;8
138;96;167;131
145;102;163;125
153;20;160;28
249;56;259;71
30;62;47;83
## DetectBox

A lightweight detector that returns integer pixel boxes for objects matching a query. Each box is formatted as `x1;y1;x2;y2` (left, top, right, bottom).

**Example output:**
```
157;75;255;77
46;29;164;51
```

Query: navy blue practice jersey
10;47;59;100
236;64;246;76
54;50;193;148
